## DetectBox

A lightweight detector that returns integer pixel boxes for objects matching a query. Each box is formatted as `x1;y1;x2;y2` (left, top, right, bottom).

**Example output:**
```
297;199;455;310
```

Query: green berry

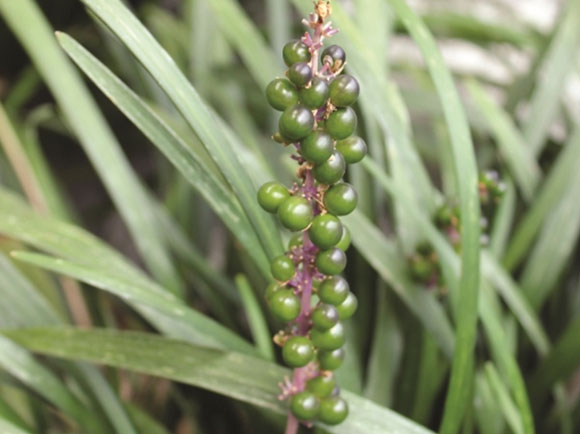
326;107;357;140
277;196;313;231
257;181;290;213
265;282;282;300
266;79;299;111
307;374;336;398
309;214;343;249
299;77;329;109
288;62;313;87
335;225;351;251
290;391;320;420
311;322;346;351
313;151;346;185
318;396;348;425
312;304;340;330
282;336;315;368
318;276;349;305
301;131;334;164
269;290;300;322
283;40;311;66
318;348;345;371
336;136;367;164
336;292;357;320
316;248;347;275
279;105;314;141
410;257;434;282
321;45;346;72
270;255;296;281
329;75;360;107
288;233;303;250
324;183;357;216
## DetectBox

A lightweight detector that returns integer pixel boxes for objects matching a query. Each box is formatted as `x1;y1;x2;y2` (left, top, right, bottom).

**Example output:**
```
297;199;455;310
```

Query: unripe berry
329;75;360;107
311;322;346;350
266;78;298;111
336;292;358;320
270;255;296;281
269;289;300;322
299;77;329;109
277;196;313;231
279;105;314;141
326;107;357;140
287;233;303;250
312;304;340;330
290;391;320;420
282;336;315;367
265;282;282;300
318;276;349;305
313;151;346;185
335;225;351;251
257;181;290;213
309;214;343;249
283;40;311;66
336;136;367;164
316;247;347;275
324;183;357;216
318;348;345;371
322;45;346;72
301;131;334;164
288;62;313;87
318;396;349;425
307;374;337;398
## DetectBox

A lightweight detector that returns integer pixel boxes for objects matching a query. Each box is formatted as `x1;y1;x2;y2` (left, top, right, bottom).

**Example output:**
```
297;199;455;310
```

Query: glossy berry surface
316;247;347;275
266;78;298;111
287;233;303;250
299;77;330;109
257;181;290;213
313;151;346;185
335;225;351;251
307;374;337;398
318;276;349;305
301;131;334;164
312;304;340;330
269;290;300;322
324;183;357;216
311;322;346;351
277;196;313;231
336;292;358;320
282;336;315;368
326;107;357;140
321;45;346;71
283;40;311;66
279;105;314;141
336;136;367;164
309;214;343;249
317;348;345;371
329;75;360;107
288;62;313;87
270;255;296;281
318;396;349;425
290;391;320;420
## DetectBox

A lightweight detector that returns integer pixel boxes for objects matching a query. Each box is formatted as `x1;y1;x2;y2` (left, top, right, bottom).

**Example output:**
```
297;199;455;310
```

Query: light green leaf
0;0;183;295
483;363;524;434
80;0;283;260
0;417;33;434
2;328;436;434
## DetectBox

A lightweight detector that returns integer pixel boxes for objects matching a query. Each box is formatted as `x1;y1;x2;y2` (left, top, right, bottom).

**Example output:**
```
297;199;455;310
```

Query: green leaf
386;3;482;432
235;274;275;361
80;0;283;260
56;31;270;276
0;417;33;434
483;363;524;434
466;79;541;201
522;0;580;156
2;328;436;434
0;0;183;296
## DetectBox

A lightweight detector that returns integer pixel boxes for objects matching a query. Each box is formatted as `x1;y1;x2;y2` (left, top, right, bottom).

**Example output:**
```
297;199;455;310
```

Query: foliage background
0;0;579;433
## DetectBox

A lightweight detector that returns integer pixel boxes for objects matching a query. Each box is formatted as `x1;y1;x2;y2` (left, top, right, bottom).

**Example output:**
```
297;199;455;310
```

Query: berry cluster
257;4;366;430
